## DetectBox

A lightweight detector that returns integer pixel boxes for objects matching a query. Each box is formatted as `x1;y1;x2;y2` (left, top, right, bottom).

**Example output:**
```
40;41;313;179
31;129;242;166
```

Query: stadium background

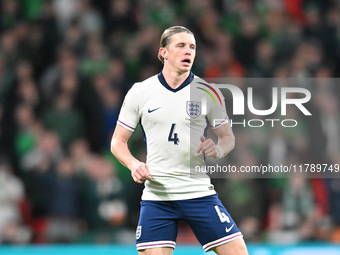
0;0;340;254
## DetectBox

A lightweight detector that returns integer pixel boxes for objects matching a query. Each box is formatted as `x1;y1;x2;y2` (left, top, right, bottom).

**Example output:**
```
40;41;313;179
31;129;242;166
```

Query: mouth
181;58;191;66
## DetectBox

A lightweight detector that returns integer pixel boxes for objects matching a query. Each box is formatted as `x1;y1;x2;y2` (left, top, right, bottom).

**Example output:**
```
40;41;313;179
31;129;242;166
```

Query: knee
213;238;249;255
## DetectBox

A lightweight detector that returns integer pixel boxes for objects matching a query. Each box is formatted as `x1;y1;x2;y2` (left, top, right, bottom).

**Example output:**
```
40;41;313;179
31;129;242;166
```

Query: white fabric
117;74;228;200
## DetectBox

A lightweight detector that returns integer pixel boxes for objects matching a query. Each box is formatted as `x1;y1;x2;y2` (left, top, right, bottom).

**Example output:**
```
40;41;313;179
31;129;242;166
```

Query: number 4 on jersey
168;123;180;145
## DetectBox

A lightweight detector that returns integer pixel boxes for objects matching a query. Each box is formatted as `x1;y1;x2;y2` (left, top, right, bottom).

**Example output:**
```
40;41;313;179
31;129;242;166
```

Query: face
160;32;196;73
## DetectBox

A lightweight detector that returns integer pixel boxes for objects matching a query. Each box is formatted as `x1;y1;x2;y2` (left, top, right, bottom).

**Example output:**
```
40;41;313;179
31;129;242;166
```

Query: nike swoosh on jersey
226;224;235;233
148;107;161;113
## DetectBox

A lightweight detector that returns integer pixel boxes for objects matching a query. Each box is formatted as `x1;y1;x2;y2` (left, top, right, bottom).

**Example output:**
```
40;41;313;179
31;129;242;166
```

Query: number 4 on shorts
215;205;230;223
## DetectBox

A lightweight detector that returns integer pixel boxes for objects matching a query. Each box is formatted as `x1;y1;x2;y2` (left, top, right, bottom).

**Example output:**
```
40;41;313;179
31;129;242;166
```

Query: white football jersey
117;72;229;200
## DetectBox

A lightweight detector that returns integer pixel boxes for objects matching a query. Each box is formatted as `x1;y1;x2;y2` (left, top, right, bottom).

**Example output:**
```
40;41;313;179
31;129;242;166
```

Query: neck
162;67;190;89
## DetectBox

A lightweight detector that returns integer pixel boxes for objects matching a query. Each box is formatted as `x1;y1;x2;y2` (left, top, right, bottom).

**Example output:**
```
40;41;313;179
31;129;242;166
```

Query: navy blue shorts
136;194;242;252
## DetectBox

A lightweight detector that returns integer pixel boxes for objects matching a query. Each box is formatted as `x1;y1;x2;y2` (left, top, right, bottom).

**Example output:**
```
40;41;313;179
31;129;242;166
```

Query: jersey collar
157;71;194;92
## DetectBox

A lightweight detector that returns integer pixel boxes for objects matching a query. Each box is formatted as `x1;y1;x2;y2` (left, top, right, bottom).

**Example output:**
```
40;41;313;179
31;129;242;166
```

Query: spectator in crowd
42;93;84;149
0;161;31;244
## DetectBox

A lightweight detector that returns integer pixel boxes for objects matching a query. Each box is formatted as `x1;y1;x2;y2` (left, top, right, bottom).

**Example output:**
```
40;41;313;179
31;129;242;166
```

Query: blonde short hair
158;26;194;64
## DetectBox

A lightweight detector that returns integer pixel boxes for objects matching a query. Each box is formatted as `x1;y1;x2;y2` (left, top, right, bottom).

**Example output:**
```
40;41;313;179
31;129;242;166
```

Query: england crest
136;226;142;240
186;101;201;118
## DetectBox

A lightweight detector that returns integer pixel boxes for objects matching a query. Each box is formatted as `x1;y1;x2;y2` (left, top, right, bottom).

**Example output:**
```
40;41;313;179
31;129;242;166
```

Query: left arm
197;123;235;158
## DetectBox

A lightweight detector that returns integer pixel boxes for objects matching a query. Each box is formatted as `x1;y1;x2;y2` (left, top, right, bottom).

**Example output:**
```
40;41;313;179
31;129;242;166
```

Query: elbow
110;136;127;157
110;138;117;156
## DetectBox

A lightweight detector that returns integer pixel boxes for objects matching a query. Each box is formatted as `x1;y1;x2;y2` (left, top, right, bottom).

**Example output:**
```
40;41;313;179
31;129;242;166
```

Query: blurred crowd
0;0;340;245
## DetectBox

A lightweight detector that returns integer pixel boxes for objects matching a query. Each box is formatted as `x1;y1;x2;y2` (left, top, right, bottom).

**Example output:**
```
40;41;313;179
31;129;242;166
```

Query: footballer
111;26;249;255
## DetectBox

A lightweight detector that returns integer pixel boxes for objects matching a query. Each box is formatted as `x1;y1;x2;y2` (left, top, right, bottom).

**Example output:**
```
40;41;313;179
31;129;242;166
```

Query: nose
185;46;193;55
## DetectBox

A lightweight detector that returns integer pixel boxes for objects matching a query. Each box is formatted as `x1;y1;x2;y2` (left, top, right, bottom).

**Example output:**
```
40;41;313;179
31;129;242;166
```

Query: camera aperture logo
196;82;223;106
204;84;312;128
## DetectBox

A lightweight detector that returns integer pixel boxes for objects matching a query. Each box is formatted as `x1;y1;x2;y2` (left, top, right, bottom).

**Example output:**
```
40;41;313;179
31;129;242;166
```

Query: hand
197;136;221;158
131;162;152;183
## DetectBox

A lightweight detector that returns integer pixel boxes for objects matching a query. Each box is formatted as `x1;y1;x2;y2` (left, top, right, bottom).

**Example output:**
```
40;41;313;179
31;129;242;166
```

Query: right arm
110;125;152;183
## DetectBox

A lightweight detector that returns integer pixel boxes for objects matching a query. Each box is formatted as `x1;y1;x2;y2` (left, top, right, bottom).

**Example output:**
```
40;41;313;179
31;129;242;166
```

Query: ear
159;47;167;61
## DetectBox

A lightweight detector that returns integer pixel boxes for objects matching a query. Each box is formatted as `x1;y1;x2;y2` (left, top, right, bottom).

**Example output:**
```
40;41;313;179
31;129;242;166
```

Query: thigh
136;200;179;251
182;194;243;252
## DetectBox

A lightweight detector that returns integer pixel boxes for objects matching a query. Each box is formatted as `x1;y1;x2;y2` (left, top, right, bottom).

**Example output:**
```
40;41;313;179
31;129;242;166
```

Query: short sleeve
117;84;141;131
206;84;229;129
